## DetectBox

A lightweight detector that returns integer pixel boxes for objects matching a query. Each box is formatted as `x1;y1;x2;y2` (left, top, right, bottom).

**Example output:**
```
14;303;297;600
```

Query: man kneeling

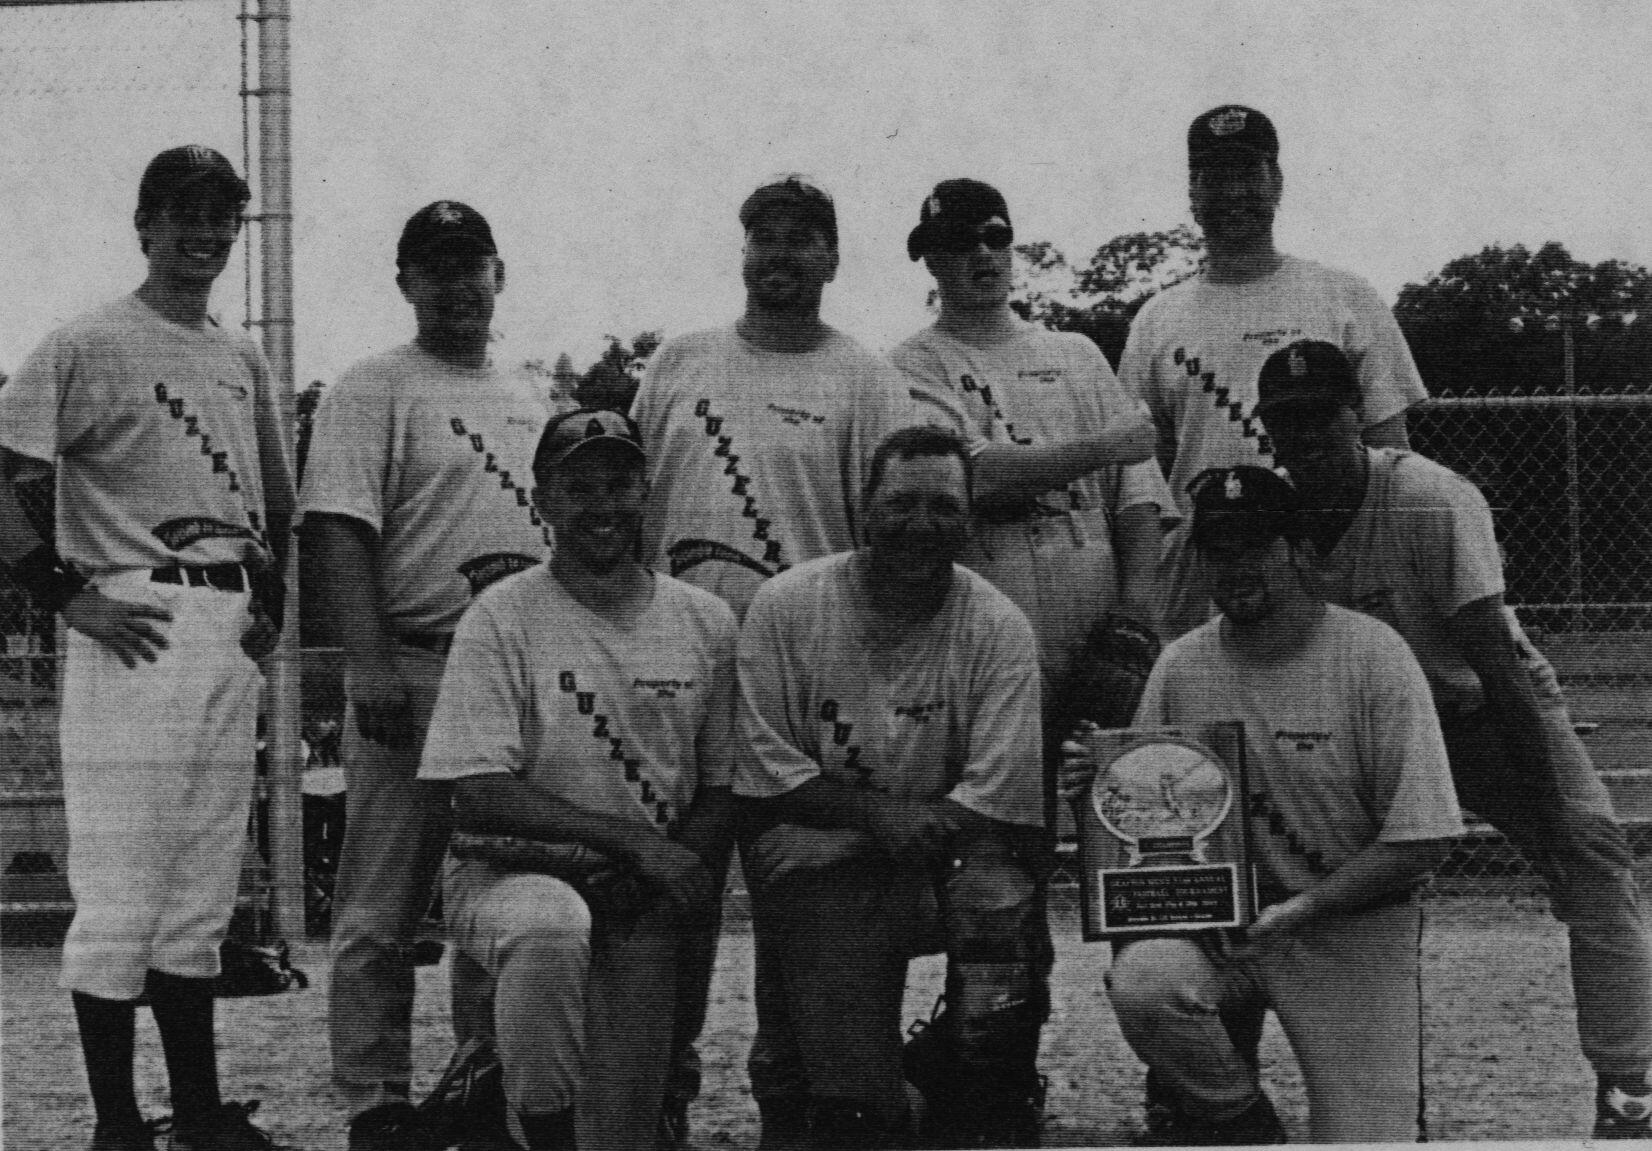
418;410;736;1149
736;426;1050;1148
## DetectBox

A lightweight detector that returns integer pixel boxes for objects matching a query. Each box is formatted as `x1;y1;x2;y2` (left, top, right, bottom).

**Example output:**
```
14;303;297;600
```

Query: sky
3;0;1650;392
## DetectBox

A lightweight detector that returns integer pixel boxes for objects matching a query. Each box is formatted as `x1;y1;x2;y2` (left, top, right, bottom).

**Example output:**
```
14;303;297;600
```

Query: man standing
628;175;915;1144
1254;339;1652;1138
1118;105;1427;638
1065;464;1463;1144
893;176;1168;771
737;427;1049;1148
300;201;549;1149
0;145;294;1151
417;409;734;1151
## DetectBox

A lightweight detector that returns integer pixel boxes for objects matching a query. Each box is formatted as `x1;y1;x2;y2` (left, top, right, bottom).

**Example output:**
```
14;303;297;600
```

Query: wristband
7;544;90;614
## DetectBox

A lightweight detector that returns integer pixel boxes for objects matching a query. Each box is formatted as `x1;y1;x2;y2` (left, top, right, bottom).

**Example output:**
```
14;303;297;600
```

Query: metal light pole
251;0;304;940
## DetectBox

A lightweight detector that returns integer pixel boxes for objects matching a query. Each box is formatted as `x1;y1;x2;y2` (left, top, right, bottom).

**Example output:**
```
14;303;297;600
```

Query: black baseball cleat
349;1100;444;1151
1596;1075;1652;1139
90;1117;163;1151
1133;1092;1287;1146
166;1101;293;1151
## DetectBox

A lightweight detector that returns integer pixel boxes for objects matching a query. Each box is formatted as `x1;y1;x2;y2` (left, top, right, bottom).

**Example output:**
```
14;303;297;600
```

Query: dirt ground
2;895;1598;1149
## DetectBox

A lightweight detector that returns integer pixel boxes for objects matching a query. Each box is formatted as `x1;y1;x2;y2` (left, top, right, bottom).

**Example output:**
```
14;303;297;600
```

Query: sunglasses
928;222;1014;256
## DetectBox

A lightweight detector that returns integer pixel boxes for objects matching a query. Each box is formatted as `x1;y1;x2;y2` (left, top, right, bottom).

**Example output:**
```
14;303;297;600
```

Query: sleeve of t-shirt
949;599;1045;827
1410;463;1506;619
418;598;525;781
1364;630;1465;842
0;328;74;462
1116;304;1162;418
1342;275;1428;427
890;340;979;444
246;345;296;521
694;601;740;790
1133;644;1176;726
297;365;396;531
732;583;823;797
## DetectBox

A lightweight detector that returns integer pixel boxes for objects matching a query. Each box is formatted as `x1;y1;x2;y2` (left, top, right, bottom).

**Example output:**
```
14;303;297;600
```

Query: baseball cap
738;174;837;245
137;146;250;217
1187;464;1302;551
1187;105;1279;167
1254;341;1362;421
532;408;646;478
397;200;497;268
906;178;1013;261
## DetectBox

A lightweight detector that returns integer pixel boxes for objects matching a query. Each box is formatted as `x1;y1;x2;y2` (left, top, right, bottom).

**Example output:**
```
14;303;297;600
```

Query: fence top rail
1421;393;1652;412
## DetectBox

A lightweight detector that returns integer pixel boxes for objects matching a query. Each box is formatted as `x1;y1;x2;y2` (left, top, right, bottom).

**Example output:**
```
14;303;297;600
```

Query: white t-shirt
298;343;550;633
418;567;738;837
892;322;1175;523
1310;448;1505;709
1120;254;1427;509
734;552;1045;829
629;325;914;621
0;295;295;573
1136;606;1463;893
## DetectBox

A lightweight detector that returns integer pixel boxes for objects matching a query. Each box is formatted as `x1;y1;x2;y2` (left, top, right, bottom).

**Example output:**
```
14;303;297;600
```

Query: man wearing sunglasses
0;145;294;1151
894;177;1169;747
1117;106;1428;641
1253;340;1652;1139
629;175;915;1147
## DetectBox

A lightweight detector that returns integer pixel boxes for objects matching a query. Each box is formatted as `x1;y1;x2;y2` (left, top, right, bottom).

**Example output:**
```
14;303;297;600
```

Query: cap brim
547;436;645;469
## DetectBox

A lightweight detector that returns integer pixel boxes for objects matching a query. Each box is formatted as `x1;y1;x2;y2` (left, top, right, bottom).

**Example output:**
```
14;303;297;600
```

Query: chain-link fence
1410;390;1652;895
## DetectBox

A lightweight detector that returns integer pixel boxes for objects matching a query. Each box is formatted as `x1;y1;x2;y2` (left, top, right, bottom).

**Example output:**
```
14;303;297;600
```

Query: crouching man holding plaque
1061;464;1463;1144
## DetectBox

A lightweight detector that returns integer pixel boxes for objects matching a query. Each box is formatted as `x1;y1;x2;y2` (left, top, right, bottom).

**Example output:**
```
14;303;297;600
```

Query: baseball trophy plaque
1075;722;1253;940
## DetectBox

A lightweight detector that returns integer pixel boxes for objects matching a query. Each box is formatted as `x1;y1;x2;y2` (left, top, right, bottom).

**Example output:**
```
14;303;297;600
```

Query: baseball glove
448;832;650;925
1054;612;1161;733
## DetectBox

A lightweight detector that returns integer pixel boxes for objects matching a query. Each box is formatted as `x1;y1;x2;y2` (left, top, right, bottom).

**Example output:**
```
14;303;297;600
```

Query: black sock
519;1108;576;1150
144;970;221;1125
71;991;143;1130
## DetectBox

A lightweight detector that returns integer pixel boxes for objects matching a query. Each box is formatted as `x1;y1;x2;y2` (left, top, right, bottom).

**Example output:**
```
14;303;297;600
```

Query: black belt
397;632;454;657
152;563;246;592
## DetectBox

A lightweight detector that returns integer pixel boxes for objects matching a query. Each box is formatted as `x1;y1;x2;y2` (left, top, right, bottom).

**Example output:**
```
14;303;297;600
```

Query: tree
576;330;662;413
1012;225;1205;368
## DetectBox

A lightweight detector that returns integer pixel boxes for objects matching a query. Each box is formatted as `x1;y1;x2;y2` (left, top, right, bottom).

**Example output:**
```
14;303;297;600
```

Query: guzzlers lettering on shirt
1172;347;1272;458
666;398;790;581
817;698;880;791
151;381;266;547
558;669;676;830
447;416;554;551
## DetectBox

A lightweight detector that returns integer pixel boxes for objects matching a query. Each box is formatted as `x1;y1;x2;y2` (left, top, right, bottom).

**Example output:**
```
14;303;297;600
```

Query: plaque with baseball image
1076;722;1255;940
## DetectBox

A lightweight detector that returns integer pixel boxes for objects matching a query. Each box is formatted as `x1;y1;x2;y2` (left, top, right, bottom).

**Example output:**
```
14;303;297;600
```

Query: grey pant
1441;639;1652;1077
328;647;453;1086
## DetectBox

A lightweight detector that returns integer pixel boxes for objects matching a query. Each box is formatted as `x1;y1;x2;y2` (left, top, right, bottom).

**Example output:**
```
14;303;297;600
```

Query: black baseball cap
1187;465;1303;551
1188;105;1279;167
397;200;497;269
906;178;1013;261
532;408;646;478
1255;340;1362;421
137;146;250;217
738;175;837;245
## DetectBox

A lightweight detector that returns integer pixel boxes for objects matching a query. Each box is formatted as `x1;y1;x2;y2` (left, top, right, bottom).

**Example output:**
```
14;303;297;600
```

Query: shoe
167;1102;290;1151
90;1118;161;1151
1596;1075;1652;1139
1132;1092;1286;1146
657;1095;690;1150
350;1100;441;1151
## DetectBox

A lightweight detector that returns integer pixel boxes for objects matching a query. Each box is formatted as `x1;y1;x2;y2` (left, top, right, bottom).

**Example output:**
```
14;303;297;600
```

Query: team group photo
3;3;1651;1150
